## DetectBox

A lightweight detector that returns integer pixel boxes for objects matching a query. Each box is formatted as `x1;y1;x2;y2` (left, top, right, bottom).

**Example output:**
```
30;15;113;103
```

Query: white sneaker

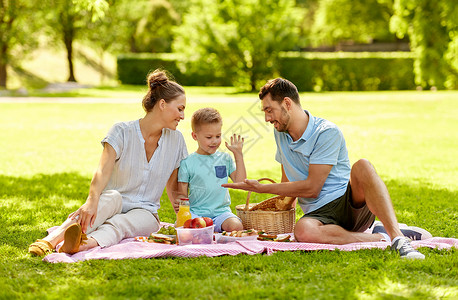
372;223;432;241
391;237;425;259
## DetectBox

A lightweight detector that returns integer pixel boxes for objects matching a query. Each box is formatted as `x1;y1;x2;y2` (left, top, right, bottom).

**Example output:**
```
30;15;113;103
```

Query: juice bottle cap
180;198;189;201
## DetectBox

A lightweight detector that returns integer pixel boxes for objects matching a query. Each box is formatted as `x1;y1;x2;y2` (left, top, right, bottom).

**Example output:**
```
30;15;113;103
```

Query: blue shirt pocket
215;165;227;179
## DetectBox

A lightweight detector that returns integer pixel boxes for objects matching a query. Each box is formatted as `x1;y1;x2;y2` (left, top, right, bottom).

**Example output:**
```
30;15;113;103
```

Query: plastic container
176;225;214;245
214;233;258;244
175;198;192;228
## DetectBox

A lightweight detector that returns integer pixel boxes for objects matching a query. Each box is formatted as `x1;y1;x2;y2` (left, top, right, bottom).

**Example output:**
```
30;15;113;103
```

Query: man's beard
275;106;290;132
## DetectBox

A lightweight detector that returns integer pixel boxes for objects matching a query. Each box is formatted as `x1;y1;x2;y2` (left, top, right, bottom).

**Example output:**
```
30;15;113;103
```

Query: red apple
203;217;213;227
183;219;192;228
191;217;206;228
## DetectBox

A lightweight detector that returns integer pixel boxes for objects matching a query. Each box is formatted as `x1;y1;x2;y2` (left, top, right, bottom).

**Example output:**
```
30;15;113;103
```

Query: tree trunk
0;61;6;89
65;36;76;82
0;41;8;88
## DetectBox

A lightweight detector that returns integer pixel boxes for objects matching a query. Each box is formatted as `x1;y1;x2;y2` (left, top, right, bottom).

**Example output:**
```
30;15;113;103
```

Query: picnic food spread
141;225;294;245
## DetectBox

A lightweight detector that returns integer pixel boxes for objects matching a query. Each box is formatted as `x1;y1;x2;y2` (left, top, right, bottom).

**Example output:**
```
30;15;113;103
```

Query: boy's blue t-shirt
274;110;351;214
178;151;236;217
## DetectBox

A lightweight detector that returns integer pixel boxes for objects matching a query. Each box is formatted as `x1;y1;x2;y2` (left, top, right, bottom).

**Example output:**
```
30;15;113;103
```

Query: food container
214;233;258;244
176;225;214;245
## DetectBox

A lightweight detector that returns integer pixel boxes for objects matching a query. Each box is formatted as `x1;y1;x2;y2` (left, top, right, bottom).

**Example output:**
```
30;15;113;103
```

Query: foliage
311;0;395;46
42;0;109;82
279;51;416;91
390;0;458;89
134;0;180;53
116;53;232;86
117;51;416;91
0;0;43;88
173;0;302;91
0;91;457;298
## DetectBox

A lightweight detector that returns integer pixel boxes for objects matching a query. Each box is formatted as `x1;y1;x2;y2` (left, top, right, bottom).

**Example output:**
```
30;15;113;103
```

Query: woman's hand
225;134;244;156
172;198;180;213
68;197;99;233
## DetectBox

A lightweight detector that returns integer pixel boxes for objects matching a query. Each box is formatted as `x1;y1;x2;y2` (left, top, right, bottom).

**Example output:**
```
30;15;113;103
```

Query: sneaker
391;237;425;259
372;223;432;241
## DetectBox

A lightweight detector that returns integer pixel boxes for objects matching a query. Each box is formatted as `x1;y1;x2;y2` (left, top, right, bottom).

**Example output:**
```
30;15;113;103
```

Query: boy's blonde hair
191;108;222;132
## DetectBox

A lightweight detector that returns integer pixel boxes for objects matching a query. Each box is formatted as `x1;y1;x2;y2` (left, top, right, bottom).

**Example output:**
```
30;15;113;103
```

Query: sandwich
149;233;176;244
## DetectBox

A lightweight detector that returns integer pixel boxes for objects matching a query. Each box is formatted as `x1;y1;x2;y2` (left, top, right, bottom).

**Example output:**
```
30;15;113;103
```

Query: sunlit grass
0;90;457;299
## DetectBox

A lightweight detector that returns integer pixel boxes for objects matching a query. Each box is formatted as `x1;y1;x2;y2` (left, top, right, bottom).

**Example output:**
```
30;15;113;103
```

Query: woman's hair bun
142;69;185;112
148;70;169;90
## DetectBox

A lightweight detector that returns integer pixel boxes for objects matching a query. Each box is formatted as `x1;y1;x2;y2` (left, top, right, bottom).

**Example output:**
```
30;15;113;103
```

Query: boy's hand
225;134;244;155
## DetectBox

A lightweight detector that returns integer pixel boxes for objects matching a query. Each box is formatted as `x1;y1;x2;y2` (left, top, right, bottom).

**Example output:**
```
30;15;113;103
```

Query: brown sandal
58;223;88;254
29;239;54;256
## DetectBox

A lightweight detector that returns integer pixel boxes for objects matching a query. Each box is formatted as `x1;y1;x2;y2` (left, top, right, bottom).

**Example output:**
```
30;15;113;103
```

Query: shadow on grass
1;173;456;252
0;172;90;249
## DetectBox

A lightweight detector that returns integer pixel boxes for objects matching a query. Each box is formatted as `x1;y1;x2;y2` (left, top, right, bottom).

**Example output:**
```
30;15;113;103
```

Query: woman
28;70;188;255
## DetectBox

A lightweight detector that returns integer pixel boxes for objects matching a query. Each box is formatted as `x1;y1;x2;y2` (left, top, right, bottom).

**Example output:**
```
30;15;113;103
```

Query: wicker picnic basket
235;178;296;235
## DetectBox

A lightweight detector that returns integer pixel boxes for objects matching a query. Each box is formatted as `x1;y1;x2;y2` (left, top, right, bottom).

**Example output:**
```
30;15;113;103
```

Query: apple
183;219;192;228
203;217;213;227
191;217;206;228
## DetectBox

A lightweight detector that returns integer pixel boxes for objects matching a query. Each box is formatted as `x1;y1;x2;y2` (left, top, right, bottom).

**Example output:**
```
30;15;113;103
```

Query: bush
117;53;182;85
278;52;417;91
116;53;231;86
117;52;417;91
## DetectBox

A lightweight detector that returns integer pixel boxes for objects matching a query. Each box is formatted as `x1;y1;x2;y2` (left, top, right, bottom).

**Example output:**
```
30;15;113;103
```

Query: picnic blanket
42;224;458;263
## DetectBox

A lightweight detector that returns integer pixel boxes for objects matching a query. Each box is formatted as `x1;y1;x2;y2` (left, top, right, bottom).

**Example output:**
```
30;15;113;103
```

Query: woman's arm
166;168;184;213
69;143;116;233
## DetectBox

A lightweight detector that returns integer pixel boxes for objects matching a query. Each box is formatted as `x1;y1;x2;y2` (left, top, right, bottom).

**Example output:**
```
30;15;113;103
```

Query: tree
134;0;180;53
311;0;395;46
0;0;41;89
44;0;108;82
173;0;302;91
390;0;458;89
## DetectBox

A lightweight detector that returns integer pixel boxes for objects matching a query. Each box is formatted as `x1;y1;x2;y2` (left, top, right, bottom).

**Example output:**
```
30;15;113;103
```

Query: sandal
58;223;88;254
29;239;54;256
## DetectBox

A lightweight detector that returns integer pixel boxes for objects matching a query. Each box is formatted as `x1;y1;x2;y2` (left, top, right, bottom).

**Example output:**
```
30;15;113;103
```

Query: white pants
86;190;160;247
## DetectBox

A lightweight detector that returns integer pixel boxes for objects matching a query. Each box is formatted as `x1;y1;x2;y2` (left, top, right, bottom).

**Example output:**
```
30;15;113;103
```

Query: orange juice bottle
176;198;192;227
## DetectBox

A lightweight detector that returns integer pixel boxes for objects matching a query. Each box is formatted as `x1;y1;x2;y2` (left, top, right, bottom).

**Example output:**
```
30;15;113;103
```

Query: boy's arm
226;134;246;183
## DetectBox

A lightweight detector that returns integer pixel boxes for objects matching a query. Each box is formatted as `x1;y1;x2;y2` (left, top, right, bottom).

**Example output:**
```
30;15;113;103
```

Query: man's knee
351;159;379;182
294;218;322;243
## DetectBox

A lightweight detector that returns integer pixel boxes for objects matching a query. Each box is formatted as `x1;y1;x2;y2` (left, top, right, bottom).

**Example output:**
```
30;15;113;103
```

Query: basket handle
244;178;276;211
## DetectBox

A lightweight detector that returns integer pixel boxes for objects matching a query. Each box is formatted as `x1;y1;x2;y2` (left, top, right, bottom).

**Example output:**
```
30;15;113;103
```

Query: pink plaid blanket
42;227;457;263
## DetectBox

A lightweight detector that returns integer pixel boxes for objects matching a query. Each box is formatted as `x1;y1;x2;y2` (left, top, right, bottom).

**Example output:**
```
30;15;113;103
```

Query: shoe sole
59;223;82;254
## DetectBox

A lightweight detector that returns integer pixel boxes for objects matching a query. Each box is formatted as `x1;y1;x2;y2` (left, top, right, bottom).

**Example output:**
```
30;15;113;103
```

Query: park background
1;0;457;299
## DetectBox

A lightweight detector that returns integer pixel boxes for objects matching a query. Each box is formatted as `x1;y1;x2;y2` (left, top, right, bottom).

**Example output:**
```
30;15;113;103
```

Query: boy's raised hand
225;134;244;155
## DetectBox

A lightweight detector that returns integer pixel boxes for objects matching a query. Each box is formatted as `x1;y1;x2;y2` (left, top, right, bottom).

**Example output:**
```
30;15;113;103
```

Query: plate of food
215;229;259;244
148;225;177;244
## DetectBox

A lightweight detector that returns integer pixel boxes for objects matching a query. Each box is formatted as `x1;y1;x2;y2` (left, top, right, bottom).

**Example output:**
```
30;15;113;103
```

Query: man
223;78;431;259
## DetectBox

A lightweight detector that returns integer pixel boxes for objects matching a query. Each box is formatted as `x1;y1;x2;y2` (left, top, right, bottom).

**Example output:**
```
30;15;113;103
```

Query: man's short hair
191;107;222;132
258;78;300;105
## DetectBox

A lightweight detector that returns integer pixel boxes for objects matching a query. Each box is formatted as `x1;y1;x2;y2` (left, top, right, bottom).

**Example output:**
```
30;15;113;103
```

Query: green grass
1;90;457;299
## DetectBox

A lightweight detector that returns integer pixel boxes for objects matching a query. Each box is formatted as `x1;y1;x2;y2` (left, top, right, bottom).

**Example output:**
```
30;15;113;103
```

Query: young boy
177;107;245;232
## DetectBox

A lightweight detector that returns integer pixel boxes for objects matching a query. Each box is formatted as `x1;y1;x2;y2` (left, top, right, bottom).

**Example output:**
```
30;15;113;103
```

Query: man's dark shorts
301;183;375;232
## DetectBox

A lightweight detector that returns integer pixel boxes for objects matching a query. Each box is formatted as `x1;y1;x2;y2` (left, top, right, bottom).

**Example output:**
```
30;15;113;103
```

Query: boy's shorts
301;183;375;232
191;211;241;233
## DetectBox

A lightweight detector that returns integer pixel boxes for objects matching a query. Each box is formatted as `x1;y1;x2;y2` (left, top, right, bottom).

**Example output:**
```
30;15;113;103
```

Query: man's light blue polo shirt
274;110;351;214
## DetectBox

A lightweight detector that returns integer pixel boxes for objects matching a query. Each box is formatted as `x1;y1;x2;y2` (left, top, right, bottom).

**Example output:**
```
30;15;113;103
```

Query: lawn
0;88;457;299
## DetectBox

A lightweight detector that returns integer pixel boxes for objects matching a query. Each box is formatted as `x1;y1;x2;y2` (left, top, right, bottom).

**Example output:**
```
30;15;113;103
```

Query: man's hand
222;179;264;193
